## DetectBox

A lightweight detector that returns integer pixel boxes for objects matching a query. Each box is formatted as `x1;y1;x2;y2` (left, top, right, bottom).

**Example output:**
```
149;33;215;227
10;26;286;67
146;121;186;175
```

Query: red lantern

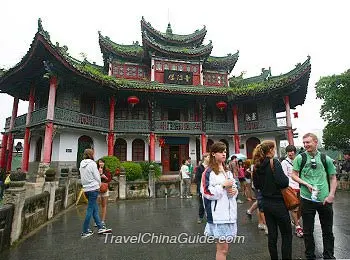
293;112;299;118
127;96;140;107
216;101;227;111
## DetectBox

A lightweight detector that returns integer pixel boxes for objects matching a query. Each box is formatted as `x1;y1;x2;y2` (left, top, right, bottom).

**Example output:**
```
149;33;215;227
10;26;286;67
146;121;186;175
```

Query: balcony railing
30;108;48;126
13;114;27;130
54;107;109;131
154;121;202;133
114;120;150;133
206;122;234;134
239;117;288;134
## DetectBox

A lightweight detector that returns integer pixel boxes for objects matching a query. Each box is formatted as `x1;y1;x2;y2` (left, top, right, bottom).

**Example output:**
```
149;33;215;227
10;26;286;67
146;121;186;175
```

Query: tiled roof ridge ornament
166;22;173;35
37;18;50;40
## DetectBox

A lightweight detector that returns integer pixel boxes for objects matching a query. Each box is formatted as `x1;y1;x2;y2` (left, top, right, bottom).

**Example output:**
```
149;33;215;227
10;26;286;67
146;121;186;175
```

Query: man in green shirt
292;133;337;260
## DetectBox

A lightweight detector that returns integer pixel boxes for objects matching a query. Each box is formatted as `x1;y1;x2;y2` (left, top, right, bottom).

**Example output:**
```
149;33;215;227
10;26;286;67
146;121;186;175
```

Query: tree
315;69;350;151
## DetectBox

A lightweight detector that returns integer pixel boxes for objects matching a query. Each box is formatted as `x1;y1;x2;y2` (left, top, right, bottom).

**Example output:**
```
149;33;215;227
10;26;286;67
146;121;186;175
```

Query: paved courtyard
1;191;350;260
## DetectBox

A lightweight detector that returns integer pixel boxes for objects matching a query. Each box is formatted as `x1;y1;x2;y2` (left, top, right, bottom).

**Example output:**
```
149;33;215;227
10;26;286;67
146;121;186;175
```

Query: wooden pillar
201;133;207;154
108;96;115;156
42;76;57;164
284;96;294;145
6;97;19;171
149;132;155;162
0;134;9;169
232;104;240;154
22;86;35;172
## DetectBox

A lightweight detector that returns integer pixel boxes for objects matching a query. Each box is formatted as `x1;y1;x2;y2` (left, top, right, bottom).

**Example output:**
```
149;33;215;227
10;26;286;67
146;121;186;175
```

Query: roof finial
166;8;172;35
37;18;50;40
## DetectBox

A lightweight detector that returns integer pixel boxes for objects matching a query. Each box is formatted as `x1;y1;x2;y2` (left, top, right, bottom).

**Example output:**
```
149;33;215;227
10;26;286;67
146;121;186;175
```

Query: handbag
270;159;300;210
100;182;108;193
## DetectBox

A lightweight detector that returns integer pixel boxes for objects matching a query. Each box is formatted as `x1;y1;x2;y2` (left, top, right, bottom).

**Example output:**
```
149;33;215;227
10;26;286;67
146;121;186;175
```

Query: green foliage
139;162;162;180
315;70;350;150
99;156;121;175
121;162;143;181
45;168;56;176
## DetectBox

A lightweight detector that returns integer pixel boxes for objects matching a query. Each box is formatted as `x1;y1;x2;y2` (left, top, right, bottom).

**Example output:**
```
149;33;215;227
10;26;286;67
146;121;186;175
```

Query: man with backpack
292;133;337;260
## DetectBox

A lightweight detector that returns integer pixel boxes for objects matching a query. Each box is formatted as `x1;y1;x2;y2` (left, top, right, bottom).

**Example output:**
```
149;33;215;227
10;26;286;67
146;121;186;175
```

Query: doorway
169;145;180;171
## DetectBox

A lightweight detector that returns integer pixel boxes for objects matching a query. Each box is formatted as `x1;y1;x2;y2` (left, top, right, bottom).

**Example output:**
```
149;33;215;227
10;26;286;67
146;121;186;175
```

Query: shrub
99;156;121;175
139;161;162;180
121;162;143;181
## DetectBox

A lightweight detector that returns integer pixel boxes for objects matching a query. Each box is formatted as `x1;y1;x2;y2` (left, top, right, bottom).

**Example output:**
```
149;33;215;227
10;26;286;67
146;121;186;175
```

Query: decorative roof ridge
203;51;239;73
142;31;213;56
206;51;239;60
99;31;144;59
269;56;311;80
37;18;51;41
141;16;207;45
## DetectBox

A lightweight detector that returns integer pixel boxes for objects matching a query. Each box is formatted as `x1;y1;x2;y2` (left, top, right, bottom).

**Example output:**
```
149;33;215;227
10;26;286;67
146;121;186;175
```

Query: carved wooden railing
206;122;234;134
114;120;150;133
30;108;48;126
54;107;109;131
13;114;27;130
154;121;202;133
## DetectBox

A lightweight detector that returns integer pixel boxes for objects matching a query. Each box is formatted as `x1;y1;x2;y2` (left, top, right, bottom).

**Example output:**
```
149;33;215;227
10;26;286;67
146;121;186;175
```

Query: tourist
194;152;209;223
201;141;238;260
243;160;254;201
79;149;111;238
237;160;247;200
180;159;191;198
97;158;112;227
253;140;292;260
281;144;303;238
292;133;337;259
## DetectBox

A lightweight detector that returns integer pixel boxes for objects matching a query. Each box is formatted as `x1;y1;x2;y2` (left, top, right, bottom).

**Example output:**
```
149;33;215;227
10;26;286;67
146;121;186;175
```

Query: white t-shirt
281;157;299;190
181;165;190;179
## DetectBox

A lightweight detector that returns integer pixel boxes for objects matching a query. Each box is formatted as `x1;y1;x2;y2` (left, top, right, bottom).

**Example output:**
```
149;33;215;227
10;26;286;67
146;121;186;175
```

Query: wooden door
161;144;170;172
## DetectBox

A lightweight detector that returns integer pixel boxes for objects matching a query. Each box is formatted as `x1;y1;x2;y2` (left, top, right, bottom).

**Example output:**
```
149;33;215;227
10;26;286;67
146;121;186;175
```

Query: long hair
83;149;94;160
252;140;275;168
208;141;227;175
97;158;106;172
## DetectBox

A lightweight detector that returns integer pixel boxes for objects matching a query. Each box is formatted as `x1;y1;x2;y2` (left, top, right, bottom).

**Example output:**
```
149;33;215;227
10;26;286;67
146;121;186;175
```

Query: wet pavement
1;191;350;260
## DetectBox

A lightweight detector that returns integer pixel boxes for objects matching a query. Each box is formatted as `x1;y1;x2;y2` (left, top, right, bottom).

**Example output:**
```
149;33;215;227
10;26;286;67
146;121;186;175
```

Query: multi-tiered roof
0;18;311;112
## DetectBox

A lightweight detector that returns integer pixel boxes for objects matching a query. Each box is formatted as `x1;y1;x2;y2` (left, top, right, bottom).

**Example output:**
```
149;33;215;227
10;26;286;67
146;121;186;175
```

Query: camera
310;158;317;169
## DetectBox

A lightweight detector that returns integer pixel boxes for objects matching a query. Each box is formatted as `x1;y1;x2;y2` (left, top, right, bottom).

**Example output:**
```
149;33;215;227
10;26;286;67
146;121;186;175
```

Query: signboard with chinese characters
164;70;193;85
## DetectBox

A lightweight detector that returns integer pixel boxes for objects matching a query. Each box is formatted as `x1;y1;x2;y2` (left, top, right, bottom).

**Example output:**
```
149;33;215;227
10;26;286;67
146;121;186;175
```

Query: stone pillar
6;97;19;172
108;96;115;156
232;104;240;153
22;86;35;172
59;172;70;209
43;178;57;220
3;180;26;244
148;165;155;198
43;76;58;164
118;167;126;200
284;96;294;145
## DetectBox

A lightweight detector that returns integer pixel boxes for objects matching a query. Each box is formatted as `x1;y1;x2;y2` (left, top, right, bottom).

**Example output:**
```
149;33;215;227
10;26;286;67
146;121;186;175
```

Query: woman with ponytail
252;141;292;260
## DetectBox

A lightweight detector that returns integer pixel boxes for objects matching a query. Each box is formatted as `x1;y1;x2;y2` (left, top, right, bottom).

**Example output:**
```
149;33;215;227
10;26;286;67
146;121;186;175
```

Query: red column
201;133;207;154
6;97;19;171
232;104;240;153
43;76;57;163
108;96;115;156
284;96;294;145
149;132;155;162
0;134;9;169
22;86;35;172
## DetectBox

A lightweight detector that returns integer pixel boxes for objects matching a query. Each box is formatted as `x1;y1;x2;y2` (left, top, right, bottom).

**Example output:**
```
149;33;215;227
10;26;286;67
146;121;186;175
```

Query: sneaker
98;227;112;234
186;196;192;199
246;210;252;219
197;218;203;224
81;230;93;238
180;196;184;199
258;224;265;230
295;227;304;238
94;221;106;228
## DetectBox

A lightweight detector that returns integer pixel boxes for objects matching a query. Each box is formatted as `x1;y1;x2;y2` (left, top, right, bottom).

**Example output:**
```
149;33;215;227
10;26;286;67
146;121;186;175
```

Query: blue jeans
83;190;103;233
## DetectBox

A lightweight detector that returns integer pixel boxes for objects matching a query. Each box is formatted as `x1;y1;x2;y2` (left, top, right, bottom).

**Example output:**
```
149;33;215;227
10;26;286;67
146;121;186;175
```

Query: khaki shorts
99;190;109;198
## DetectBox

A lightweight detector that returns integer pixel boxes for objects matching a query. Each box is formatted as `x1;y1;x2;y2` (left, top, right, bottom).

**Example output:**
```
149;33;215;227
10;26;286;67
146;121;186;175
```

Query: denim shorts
257;190;264;212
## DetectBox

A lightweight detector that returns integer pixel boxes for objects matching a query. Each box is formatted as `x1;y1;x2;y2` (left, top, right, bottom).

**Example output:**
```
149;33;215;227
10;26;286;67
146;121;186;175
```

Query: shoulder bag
270;159;300;210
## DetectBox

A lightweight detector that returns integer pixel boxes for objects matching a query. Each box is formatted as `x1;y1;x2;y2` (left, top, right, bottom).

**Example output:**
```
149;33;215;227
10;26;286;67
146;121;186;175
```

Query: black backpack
299;152;330;191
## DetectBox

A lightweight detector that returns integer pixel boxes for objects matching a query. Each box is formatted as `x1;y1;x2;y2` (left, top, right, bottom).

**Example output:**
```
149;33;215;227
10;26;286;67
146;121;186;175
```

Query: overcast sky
1;0;349;146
